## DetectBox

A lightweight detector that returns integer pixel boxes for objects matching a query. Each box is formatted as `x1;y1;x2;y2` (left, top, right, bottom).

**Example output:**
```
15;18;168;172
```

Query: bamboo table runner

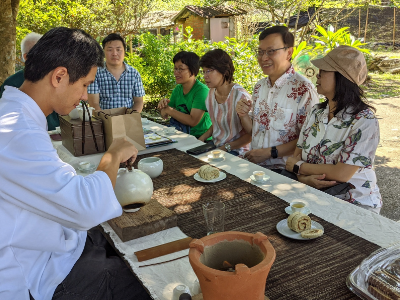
132;148;379;300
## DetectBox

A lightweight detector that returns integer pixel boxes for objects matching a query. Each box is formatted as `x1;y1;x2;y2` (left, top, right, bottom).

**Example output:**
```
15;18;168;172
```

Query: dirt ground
370;97;400;221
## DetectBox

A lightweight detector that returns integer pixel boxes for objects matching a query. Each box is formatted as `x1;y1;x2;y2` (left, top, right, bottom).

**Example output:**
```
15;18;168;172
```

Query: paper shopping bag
95;107;146;151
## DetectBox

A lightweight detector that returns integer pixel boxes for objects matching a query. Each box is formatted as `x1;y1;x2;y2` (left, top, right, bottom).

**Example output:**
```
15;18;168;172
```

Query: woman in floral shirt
285;46;382;213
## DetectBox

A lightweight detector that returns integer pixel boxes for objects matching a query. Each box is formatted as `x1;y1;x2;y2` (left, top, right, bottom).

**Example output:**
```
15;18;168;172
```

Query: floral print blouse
297;103;382;208
249;65;319;169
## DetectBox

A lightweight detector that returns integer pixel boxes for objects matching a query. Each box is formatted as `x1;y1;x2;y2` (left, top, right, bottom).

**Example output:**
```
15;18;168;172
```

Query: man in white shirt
236;26;319;172
0;27;151;300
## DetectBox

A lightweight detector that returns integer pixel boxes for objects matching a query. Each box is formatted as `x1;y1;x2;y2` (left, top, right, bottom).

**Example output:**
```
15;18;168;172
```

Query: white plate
207;154;225;162
276;219;324;240
77;162;97;173
250;174;270;183
285;206;311;215
194;172;226;183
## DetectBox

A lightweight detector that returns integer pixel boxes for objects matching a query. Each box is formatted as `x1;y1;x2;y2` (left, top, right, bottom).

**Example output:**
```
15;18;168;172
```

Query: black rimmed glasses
255;47;288;58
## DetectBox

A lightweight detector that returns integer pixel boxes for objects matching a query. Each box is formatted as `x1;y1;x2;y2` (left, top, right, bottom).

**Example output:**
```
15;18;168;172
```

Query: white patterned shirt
250;65;319;169
206;84;251;155
297;103;382;208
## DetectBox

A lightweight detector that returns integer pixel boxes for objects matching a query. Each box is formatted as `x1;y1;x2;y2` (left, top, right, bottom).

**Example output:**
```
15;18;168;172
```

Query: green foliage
311;25;370;54
126;27;262;110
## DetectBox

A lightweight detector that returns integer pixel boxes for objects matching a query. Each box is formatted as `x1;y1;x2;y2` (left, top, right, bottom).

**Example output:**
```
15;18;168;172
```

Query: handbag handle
81;102;99;154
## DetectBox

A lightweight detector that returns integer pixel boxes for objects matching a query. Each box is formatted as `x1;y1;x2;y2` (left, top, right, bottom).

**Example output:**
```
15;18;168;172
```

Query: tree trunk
0;0;19;86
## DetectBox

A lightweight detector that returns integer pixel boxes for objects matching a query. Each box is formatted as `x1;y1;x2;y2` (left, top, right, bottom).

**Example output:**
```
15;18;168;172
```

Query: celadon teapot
114;167;153;210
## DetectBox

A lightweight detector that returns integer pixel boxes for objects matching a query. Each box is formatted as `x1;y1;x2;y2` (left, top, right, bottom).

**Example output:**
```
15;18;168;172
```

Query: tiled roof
173;5;247;21
140;11;179;29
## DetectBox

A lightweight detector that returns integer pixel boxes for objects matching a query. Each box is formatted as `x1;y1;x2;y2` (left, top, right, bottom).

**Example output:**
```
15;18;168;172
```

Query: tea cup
211;150;222;158
138;157;163;178
79;161;91;170
290;201;307;213
253;171;265;182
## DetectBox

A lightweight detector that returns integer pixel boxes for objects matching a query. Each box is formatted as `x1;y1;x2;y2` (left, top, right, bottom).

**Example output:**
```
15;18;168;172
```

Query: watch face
293;164;299;174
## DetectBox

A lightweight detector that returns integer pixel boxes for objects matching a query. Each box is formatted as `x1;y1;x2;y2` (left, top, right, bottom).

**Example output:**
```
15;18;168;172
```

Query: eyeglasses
174;68;189;73
255;47;288;58
200;69;215;76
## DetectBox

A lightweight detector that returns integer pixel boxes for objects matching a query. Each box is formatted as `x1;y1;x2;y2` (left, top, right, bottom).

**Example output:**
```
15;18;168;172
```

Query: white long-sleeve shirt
0;87;122;300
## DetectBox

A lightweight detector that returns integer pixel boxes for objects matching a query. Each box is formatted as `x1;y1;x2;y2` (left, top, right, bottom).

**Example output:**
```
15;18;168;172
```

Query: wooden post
364;5;369;42
358;9;361;39
394;7;396;48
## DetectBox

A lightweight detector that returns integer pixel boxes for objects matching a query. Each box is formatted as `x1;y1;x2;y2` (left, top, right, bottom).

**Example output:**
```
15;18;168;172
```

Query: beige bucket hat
311;45;367;86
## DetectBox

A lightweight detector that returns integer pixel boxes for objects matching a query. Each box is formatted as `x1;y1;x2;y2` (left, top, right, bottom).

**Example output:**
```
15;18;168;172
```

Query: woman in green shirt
158;51;211;138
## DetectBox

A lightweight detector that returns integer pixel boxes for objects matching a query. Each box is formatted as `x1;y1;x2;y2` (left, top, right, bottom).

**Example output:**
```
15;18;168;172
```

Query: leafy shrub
125;27;263;111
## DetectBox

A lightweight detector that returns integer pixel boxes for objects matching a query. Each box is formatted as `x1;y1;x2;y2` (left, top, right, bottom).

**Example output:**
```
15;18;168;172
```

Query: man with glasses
236;26;319;174
88;33;145;112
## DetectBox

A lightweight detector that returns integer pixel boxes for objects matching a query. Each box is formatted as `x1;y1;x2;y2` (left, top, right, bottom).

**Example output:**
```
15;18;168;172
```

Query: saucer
276;219;324;240
194;172;226;183
285;206;311;215
162;129;176;135
207;154;225;162
77;162;97;173
250;174;270;183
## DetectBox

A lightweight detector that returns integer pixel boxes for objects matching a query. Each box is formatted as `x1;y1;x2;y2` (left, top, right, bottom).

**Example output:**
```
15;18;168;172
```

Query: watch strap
271;146;278;159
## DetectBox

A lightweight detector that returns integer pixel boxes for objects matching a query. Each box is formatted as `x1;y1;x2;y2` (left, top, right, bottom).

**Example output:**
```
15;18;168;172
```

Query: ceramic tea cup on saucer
138;157;163;178
250;170;269;183
211;150;222;159
291;201;307;213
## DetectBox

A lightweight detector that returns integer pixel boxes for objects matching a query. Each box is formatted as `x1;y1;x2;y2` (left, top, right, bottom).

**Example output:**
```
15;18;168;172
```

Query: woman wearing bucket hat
285;45;382;213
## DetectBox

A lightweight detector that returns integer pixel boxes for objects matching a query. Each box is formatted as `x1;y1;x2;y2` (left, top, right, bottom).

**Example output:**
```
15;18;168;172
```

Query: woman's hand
286;154;302;173
298;174;337;190
157;98;170;110
236;99;252;117
198;135;206;142
160;107;172;119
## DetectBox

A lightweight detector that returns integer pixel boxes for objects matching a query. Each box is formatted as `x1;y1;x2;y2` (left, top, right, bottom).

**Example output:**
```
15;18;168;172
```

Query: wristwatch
293;160;305;175
271;146;278;159
224;143;231;152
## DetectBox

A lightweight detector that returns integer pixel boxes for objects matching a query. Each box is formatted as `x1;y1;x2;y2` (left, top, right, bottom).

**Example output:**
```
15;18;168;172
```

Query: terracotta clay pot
189;231;276;300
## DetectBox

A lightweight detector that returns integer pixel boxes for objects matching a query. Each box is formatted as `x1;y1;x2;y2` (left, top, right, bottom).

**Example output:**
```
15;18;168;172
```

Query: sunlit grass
363;72;400;99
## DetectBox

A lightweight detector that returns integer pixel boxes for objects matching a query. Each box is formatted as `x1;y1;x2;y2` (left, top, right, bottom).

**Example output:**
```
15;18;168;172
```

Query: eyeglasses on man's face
174;67;189;73
255;47;288;58
200;69;215;76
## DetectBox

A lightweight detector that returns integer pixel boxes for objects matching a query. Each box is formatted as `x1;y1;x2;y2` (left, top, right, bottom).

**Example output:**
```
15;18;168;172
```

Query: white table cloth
51;119;400;300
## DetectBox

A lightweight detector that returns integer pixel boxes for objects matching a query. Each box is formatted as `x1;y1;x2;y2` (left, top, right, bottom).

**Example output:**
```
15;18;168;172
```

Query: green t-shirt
0;69;60;131
169;79;211;138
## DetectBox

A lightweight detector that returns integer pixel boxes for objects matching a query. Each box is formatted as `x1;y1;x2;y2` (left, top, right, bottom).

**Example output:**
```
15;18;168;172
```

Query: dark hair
25;27;104;83
199;49;234;84
173;51;200;76
259;26;294;47
102;33;126;51
319;72;375;116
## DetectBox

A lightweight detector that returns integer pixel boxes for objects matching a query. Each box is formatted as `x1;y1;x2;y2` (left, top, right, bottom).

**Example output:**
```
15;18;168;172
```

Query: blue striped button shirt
88;62;145;109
